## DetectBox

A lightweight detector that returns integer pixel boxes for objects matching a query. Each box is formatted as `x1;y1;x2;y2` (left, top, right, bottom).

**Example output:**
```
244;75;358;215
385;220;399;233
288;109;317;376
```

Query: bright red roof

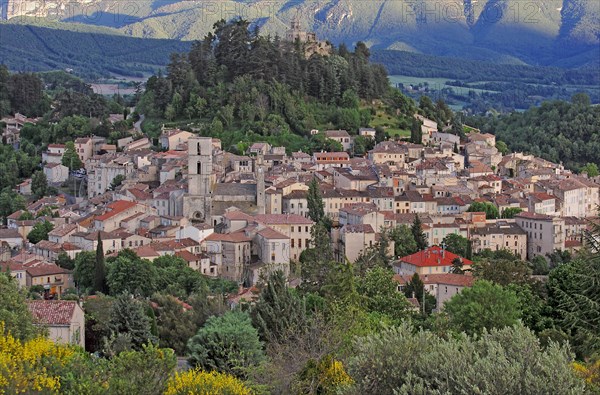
398;246;472;268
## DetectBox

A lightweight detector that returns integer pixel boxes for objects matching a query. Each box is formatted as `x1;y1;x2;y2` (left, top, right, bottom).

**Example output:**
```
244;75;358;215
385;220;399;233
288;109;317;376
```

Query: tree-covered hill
468;94;600;170
138;19;407;153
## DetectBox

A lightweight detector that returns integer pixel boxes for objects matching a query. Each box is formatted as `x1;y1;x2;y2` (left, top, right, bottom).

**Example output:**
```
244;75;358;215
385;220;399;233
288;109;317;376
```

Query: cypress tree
411;214;428;251
307;178;325;224
94;232;107;294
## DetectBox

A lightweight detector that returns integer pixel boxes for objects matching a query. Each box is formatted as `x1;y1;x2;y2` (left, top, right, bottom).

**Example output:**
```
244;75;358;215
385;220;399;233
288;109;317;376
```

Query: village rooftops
471;222;527;236
48;224;78;238
95;200;138;221
205;232;252;243
342;224;375;233
257;227;288;240
340;203;378;216
325;130;350;138
27;300;79;326
254;214;313;225
515;212;555;221
220;210;252;223
370;141;406;154
0;229;22;239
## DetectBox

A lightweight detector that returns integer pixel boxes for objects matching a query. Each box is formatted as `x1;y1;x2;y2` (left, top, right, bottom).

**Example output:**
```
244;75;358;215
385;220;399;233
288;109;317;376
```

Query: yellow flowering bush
0;323;75;394
164;369;253;395
295;355;354;394
573;360;600;390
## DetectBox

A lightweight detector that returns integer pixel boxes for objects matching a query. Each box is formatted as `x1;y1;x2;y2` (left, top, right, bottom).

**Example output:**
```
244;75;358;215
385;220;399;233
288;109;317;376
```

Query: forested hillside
373;50;600;112
468;94;600;170
138;19;409;153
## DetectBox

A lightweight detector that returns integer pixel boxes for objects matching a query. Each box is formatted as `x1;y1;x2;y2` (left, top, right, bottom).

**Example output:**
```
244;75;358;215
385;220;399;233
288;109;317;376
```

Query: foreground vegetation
2;207;600;393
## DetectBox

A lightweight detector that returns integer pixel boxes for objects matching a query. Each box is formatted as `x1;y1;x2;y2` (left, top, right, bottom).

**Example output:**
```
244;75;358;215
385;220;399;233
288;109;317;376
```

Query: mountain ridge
1;0;598;68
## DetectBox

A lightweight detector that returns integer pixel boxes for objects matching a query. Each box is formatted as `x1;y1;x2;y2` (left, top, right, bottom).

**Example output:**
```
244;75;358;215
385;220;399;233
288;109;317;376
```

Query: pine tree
466;239;473;260
251;271;307;342
411;214;428;250
108;294;156;352
555;212;600;356
94;232;107;294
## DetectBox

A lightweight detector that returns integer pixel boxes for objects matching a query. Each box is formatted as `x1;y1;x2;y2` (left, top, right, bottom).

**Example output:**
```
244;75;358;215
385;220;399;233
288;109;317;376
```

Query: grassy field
389;75;499;95
369;109;410;138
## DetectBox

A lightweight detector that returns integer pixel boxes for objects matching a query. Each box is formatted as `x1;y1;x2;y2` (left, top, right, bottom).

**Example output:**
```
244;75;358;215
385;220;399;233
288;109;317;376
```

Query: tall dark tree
31;170;48;200
107;294;156;353
307;178;325;225
411;214;428;251
251;271;307;343
94;233;107;294
299;224;335;294
410;117;422;144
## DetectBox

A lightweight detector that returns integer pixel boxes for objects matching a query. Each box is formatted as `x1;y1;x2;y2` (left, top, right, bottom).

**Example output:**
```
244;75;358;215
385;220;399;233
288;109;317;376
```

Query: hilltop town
0;17;598;394
2;111;598;296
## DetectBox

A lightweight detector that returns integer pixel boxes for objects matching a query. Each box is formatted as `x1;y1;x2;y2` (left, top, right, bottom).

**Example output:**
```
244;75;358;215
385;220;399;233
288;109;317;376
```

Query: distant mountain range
1;0;598;68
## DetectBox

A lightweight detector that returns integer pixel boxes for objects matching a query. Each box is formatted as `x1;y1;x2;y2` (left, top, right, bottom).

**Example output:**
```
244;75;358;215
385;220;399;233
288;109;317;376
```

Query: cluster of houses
2;113;599;345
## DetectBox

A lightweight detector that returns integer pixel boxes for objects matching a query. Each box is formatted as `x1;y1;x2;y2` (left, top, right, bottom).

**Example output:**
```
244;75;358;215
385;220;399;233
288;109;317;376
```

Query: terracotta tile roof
27;300;77;326
397;246;472;268
223;210;254;221
48;224;78;238
205;232;252;243
257;227;288;240
325;130;350;138
342;224;375;234
95;200;138;221
26;264;70;277
0;229;22;239
175;250;203;262
565;240;583;248
254;214;313;225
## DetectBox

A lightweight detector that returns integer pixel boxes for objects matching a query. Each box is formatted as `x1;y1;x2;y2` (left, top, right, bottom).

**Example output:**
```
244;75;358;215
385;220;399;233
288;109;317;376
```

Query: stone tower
183;137;213;222
256;153;265;215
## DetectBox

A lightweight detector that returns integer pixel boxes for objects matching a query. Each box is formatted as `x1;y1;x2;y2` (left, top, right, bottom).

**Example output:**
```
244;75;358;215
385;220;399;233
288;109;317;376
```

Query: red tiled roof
205;231;252;243
175;250;203;262
95;200;138;221
27;300;77;326
397;246;472;268
133;245;160;258
223;210;254;221
257;227;288;240
253;214;313;225
565;240;583;248
26;264;69;277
